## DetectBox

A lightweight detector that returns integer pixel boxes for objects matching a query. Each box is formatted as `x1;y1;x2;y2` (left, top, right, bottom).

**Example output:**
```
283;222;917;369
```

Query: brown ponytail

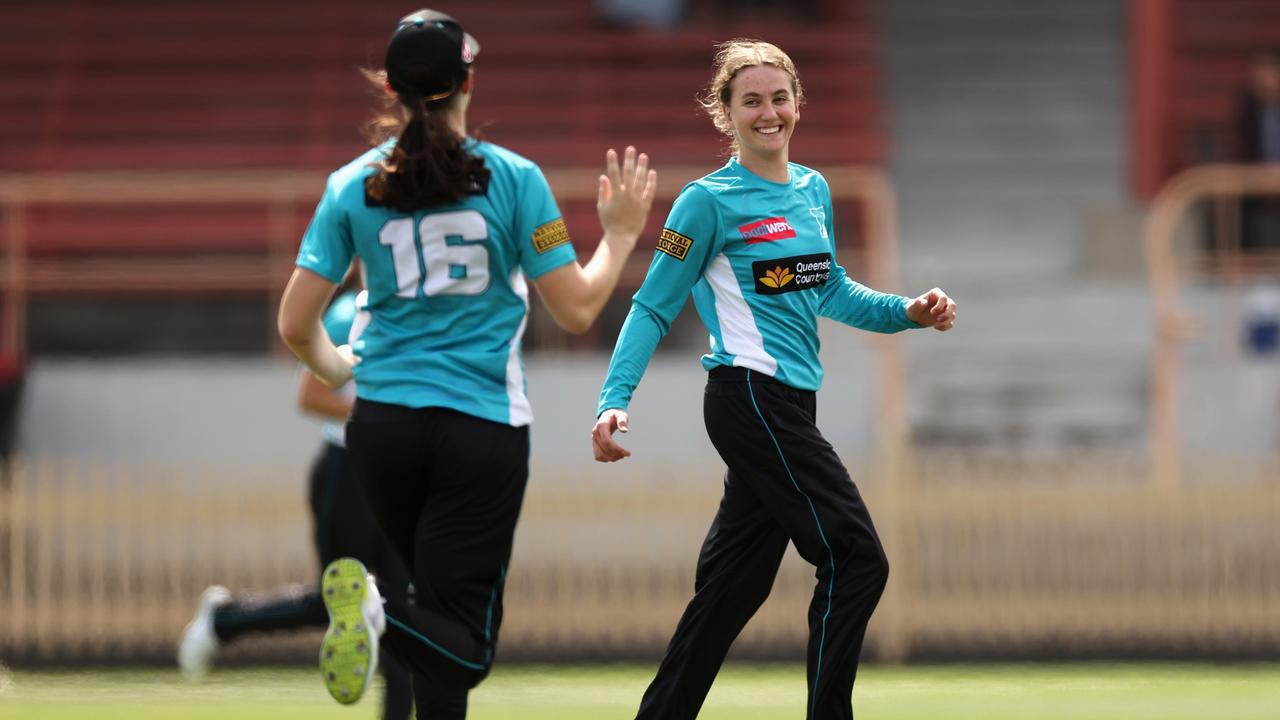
361;69;490;212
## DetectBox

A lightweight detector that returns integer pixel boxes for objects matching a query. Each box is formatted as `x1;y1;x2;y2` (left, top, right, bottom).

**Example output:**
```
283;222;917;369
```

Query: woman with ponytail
278;9;658;718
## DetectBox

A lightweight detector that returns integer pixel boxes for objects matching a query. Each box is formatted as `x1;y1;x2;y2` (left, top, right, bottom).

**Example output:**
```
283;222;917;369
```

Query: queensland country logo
657;228;694;261
752;253;831;295
759;265;794;289
739;216;796;244
532;218;570;254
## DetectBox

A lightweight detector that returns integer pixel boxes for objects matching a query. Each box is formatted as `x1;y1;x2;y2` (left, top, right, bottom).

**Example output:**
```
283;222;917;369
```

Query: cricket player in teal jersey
277;9;657;719
592;40;957;720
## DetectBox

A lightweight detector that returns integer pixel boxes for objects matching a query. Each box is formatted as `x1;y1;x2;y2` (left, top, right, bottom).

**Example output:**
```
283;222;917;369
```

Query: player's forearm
298;371;354;420
579;231;635;310
282;321;352;389
820;276;917;333
546;232;635;333
597;302;664;415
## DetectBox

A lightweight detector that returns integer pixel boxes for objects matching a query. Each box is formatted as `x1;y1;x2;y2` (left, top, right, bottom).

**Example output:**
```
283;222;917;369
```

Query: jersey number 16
378;210;490;298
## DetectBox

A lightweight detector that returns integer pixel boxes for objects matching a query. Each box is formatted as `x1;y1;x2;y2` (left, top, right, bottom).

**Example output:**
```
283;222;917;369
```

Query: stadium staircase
881;0;1152;451
882;0;1280;453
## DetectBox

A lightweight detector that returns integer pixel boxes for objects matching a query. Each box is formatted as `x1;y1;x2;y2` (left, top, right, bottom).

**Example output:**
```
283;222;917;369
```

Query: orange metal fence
1;453;1276;663
1143;163;1280;486
0;168;904;441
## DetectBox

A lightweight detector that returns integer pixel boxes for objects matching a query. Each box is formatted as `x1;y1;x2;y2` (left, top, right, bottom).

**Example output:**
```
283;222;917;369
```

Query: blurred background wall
1;0;1277;665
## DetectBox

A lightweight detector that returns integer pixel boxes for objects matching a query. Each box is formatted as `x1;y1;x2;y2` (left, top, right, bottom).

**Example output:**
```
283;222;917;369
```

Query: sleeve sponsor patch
656;228;694;261
532;219;571;254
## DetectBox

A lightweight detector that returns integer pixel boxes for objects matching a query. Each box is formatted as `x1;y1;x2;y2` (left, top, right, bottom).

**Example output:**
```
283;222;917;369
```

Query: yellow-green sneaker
320;558;384;705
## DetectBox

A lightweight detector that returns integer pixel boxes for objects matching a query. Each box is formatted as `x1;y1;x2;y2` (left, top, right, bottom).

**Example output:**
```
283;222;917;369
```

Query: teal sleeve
819;265;917;332
296;174;354;283
596;303;665;414
597;184;721;415
818;187;918;333
514;164;577;279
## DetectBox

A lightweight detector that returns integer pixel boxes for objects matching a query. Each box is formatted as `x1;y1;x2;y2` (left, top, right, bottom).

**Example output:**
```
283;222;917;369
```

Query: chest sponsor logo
752;253;831;295
657;228;694;261
532;218;571;254
739;216;796;244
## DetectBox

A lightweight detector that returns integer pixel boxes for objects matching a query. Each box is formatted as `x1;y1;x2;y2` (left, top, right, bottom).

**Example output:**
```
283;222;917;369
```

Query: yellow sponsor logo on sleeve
656;228;694;261
532;219;571;254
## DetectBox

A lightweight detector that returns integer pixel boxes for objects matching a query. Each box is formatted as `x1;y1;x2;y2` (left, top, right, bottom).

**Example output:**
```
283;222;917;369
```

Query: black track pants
347;400;529;719
213;442;413;720
637;366;889;720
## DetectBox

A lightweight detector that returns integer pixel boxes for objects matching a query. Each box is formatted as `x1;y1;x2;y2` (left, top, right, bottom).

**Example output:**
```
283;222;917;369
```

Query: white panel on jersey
504;269;534;427
348;290;372;344
705;253;778;375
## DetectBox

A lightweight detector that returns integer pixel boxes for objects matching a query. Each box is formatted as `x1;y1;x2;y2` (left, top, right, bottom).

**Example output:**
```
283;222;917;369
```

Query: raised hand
597;146;658;243
905;287;957;331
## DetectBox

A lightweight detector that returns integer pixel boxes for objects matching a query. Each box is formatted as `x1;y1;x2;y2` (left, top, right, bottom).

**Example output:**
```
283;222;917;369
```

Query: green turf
1;663;1277;719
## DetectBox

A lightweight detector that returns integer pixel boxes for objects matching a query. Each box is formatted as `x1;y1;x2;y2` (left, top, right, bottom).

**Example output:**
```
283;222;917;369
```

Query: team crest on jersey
739;216;796;244
532;219;570;254
657;228;694;261
808;207;828;239
752;253;831;295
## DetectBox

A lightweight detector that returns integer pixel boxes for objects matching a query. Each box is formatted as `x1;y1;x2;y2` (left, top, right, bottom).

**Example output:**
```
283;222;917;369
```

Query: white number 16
378;210;490;298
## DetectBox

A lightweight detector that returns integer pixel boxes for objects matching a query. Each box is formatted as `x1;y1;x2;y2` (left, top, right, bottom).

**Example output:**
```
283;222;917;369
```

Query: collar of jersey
729;156;793;190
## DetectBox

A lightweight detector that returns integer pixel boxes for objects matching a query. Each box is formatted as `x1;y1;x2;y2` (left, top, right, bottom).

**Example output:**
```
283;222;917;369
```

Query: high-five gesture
597;146;658;244
906;287;957;331
531;145;659;334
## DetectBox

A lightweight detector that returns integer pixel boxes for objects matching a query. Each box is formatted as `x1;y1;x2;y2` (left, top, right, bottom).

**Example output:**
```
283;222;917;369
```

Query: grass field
2;663;1278;719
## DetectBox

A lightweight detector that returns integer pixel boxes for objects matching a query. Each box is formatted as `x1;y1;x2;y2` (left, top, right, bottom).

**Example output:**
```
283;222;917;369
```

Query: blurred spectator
1243;282;1280;356
0;351;23;467
1236;50;1280;250
598;0;683;29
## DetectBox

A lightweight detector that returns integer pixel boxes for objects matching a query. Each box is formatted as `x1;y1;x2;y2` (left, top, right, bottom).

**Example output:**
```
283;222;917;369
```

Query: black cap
384;9;480;101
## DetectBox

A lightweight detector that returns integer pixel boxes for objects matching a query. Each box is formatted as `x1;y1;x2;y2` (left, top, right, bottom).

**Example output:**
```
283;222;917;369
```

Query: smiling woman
590;38;958;720
698;41;805;175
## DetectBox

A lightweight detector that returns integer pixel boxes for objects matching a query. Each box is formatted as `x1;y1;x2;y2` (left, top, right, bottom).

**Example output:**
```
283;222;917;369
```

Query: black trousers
347;400;530;720
213;442;413;720
637;366;889;720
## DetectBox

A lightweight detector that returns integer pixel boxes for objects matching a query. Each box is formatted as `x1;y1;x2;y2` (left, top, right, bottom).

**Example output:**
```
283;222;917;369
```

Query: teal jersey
297;139;577;427
317;290;365;447
598;158;918;415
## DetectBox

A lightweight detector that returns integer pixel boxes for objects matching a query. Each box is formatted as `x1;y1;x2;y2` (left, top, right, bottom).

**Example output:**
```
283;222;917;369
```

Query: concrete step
893;142;1121;173
891;79;1119;109
888;50;1119;81
904;347;1150;451
892;123;1120;157
886;0;1121;21
891;169;1124;201
898;281;1155;351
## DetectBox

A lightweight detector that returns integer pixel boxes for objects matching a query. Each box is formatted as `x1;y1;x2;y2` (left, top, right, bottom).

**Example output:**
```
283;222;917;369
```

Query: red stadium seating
1;0;883;269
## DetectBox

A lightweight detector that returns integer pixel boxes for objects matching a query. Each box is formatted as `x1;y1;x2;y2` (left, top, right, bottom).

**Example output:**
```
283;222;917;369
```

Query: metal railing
2;453;1275;663
0;168;905;444
1143;163;1280;486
